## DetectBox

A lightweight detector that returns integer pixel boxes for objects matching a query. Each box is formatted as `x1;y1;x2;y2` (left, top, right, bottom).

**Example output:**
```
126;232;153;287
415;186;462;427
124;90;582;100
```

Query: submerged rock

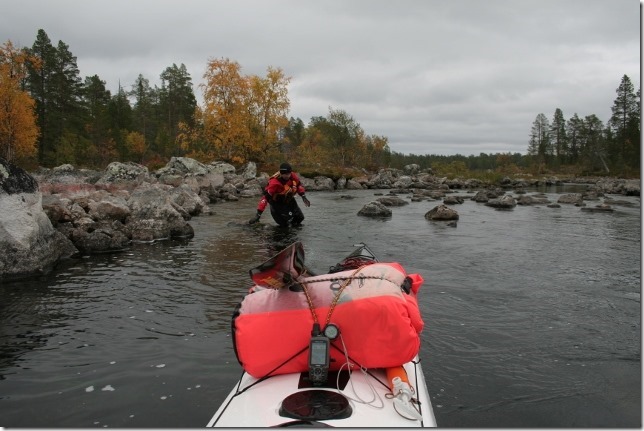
485;195;517;209
580;203;615;213
558;193;584;205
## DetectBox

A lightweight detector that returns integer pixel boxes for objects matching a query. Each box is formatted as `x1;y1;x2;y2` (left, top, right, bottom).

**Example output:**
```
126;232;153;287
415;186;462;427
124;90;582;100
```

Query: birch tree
201;57;250;162
0;40;39;163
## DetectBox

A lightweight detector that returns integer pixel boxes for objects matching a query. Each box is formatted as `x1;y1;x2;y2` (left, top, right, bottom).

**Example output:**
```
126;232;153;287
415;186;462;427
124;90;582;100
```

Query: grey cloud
0;0;639;156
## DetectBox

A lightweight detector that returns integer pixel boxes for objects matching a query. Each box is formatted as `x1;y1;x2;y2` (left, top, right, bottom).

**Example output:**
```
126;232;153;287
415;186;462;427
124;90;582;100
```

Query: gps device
308;325;330;384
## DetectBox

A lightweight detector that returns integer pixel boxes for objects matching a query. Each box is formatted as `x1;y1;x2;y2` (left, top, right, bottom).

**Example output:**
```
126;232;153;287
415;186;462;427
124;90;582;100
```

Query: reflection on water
0;187;640;427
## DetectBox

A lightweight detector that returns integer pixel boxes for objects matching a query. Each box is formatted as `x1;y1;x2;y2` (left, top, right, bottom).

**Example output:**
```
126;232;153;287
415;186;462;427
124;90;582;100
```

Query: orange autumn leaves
0;41;39;163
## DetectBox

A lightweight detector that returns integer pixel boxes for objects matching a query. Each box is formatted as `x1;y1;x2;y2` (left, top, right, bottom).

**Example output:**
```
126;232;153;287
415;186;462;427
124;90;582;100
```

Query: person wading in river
248;163;311;227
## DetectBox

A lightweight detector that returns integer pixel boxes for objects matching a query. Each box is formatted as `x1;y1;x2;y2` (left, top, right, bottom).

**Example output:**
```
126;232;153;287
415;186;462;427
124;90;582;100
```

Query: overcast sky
1;0;640;156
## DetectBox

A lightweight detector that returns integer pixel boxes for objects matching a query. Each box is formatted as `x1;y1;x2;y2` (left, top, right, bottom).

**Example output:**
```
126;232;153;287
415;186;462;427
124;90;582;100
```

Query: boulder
301;176;335;191
95;161;150;187
126;184;194;241
516;194;551;206
155;157;225;195
336;177;347;190
376;196;409;207
403;164;421;175
41;195;74;226
345;179;364;190
209;161;236;175
443;195;465;205
366;169;398;189
168;184;206;216
158;156;210;176
357;201;393;218
558;193;584;205
592;178;640;196
0;158;77;279
392;176;413;189
471;190;490;203
88;195;131;222
33;164;99;196
238;162;257;180
425;204;459;221
485;195;517;209
70;220;130;254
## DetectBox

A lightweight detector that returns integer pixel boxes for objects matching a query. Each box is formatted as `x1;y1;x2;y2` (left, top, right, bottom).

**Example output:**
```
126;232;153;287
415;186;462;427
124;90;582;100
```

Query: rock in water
0;158;77;280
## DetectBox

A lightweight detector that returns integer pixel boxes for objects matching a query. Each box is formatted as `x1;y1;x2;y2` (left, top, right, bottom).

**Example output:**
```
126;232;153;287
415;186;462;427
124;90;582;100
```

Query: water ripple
0;189;640;427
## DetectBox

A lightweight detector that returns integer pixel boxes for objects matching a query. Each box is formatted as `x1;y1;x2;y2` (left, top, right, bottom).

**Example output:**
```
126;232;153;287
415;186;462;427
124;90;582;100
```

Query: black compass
323;323;339;340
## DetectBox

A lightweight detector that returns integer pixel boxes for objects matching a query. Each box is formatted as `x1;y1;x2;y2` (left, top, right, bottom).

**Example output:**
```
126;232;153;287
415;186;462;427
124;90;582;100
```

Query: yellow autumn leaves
178;57;290;165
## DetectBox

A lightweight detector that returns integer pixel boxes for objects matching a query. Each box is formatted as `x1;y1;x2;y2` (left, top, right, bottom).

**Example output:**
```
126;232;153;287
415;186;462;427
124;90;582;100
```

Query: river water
0;186;640;427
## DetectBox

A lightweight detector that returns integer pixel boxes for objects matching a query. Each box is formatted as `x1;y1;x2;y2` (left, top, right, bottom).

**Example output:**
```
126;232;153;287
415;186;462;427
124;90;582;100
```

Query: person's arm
294;175;310;207
300;193;310;207
249;197;267;224
249;181;275;224
264;178;280;203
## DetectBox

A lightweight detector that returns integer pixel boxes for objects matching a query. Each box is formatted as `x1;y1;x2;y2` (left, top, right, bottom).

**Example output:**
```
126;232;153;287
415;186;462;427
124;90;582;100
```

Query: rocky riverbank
0;157;639;280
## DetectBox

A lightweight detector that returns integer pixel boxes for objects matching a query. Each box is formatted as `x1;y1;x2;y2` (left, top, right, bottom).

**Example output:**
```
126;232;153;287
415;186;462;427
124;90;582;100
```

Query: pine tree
609;75;640;171
158;63;197;157
528;113;550;171
129;74;157;161
610;75;638;138
83;75;114;167
549;108;567;165
566;113;583;164
48;40;85;165
580;114;607;173
281;117;305;158
107;83;133;160
26;31;85;166
26;29;56;164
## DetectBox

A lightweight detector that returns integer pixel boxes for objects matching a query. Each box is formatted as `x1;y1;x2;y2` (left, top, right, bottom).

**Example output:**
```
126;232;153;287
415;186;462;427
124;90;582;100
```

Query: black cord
234;345;309;395
211;368;248;426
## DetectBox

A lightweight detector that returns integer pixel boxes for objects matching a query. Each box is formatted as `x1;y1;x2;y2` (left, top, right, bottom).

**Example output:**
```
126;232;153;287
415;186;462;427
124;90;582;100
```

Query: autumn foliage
0;41;39;164
1;29;638;177
193;58;290;164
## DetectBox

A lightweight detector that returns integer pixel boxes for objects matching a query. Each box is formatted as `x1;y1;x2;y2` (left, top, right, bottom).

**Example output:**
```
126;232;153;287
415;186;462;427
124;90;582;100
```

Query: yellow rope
299;266;366;328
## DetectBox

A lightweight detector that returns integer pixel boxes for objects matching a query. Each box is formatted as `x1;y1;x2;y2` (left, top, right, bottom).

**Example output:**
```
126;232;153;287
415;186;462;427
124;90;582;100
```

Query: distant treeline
0;29;639;178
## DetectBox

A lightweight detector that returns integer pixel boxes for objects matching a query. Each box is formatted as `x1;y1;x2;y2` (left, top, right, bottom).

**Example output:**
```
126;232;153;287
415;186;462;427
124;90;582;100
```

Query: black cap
279;163;292;173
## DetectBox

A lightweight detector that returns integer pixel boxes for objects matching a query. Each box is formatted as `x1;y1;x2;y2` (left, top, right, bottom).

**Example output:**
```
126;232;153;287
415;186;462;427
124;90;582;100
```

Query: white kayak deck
208;356;436;427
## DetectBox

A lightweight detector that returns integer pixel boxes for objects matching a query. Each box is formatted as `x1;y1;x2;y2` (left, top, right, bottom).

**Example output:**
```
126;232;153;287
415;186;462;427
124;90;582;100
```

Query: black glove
302;196;311;207
248;211;262;225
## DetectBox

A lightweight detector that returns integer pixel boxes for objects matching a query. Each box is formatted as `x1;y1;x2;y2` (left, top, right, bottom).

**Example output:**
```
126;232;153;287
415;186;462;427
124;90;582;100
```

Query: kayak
208;354;435;427
208;243;437;427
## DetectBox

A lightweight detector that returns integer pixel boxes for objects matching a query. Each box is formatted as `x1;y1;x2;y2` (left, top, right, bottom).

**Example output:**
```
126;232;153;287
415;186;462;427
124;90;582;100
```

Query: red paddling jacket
257;172;306;212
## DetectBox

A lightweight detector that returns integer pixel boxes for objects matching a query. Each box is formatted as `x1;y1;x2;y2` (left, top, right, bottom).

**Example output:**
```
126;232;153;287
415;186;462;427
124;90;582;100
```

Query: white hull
208;355;436;427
